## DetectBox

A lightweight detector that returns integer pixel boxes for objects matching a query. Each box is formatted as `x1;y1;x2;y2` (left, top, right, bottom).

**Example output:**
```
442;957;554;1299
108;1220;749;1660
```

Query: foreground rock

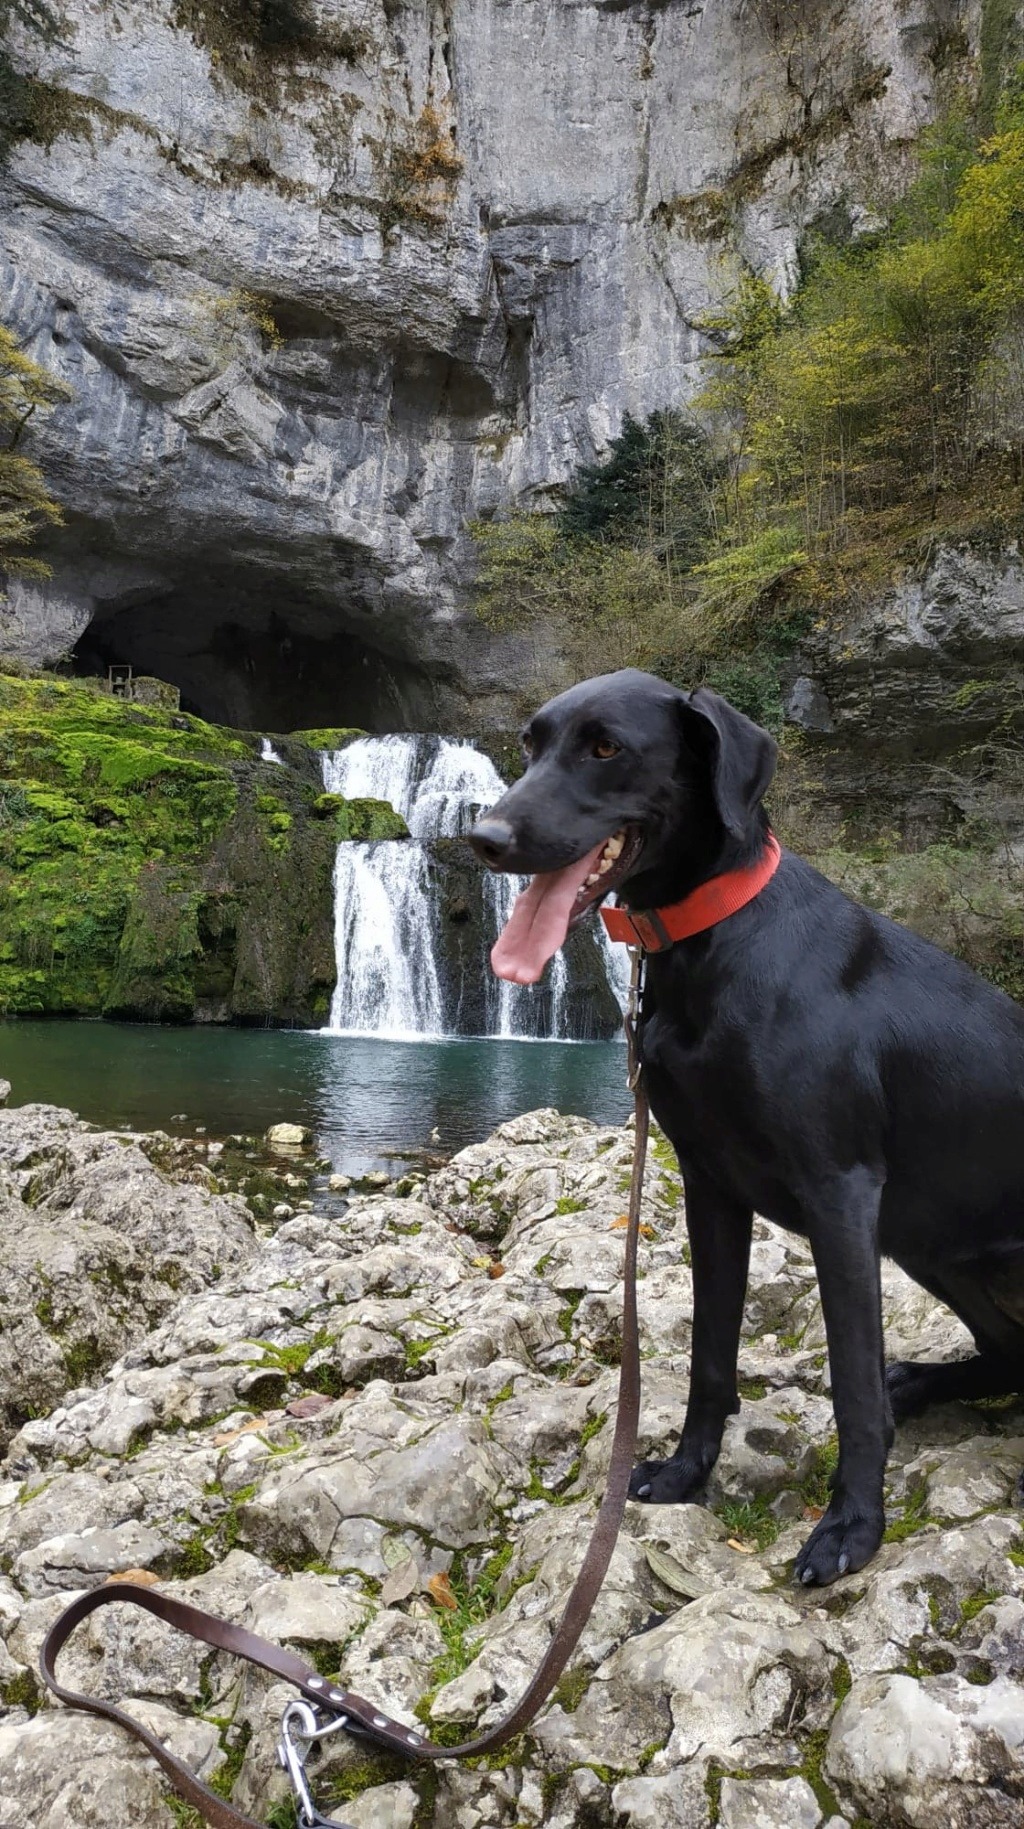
1;1102;1023;1829
0;1104;255;1453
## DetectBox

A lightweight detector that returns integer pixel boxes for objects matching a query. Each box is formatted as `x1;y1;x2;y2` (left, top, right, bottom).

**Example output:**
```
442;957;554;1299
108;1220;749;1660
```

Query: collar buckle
618;908;673;952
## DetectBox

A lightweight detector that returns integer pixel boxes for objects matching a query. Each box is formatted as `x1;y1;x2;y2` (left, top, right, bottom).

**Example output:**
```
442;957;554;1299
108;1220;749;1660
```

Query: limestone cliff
0;0;984;729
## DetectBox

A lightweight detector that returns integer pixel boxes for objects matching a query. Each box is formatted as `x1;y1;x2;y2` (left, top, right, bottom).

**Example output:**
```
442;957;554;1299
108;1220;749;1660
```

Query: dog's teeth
585;872;599;885
605;834;624;858
598;857;613;874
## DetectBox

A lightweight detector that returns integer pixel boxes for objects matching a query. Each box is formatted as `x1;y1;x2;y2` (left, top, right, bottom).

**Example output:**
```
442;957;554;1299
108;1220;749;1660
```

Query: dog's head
468;668;777;984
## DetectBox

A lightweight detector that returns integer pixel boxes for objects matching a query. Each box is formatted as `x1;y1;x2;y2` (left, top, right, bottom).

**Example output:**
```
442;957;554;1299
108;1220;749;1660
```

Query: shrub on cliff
474;78;1024;724
695;83;1024;620
0;323;70;581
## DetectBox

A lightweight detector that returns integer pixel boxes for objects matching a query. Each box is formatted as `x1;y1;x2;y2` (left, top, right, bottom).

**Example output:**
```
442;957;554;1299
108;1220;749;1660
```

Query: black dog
469;667;1024;1585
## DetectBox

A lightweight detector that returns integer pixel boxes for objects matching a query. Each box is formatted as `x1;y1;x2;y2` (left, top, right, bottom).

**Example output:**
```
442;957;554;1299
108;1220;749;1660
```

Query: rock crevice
2;1099;1024;1827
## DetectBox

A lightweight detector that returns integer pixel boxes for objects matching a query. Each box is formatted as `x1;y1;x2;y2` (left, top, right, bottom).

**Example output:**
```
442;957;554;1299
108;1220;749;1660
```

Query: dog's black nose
469;818;515;866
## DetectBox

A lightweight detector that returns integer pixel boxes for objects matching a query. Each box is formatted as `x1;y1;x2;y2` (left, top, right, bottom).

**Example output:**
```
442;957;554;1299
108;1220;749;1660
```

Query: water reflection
0;1023;630;1177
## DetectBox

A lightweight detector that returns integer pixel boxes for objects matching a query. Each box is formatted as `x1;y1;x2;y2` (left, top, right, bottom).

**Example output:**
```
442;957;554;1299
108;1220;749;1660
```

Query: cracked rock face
2;1100;1024;1827
0;0;971;728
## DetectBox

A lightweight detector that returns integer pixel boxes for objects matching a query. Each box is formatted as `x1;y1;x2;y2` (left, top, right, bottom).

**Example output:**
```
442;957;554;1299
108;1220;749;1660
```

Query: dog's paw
885;1359;937;1420
793;1504;884;1586
629;1456;706;1504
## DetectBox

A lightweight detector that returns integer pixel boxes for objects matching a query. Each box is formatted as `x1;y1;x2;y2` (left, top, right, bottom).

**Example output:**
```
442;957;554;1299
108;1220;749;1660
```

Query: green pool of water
0;1022;631;1177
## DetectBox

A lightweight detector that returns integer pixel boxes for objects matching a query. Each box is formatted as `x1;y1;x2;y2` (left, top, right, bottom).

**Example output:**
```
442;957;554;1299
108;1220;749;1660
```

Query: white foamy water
320;734;622;1040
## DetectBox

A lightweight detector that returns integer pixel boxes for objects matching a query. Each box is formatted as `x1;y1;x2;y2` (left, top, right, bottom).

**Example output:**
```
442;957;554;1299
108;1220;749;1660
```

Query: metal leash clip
277;1698;359;1829
625;945;646;1091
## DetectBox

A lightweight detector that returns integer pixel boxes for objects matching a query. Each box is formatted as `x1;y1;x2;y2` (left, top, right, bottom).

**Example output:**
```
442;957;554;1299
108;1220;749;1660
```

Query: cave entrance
70;586;443;735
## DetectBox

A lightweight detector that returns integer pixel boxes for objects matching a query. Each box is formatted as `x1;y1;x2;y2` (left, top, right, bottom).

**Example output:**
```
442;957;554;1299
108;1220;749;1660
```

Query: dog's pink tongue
491;842;606;985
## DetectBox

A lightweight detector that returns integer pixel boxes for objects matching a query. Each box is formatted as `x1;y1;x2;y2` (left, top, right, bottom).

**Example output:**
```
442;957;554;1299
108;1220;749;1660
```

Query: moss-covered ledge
0;670;402;1024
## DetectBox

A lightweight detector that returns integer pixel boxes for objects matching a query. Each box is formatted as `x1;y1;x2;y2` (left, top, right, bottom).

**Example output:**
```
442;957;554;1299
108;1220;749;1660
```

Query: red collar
600;833;782;952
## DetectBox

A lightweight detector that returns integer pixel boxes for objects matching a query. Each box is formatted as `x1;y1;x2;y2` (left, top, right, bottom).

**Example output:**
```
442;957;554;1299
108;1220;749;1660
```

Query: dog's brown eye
592;738;621;760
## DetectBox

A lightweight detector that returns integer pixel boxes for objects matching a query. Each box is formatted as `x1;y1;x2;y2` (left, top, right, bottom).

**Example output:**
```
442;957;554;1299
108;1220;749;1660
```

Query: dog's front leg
795;1167;891;1586
630;1169;752;1504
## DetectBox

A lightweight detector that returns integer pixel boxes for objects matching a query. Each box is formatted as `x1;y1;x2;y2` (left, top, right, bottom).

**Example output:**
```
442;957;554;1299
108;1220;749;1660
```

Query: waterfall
320;734;622;1041
260;738;284;764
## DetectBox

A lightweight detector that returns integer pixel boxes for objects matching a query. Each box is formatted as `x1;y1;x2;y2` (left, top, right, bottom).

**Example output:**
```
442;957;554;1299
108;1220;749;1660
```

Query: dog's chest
640;1009;808;1233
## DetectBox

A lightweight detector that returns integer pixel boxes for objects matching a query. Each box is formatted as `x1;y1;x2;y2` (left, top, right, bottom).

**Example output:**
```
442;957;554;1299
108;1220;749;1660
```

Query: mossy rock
0;674;399;1024
339;798;409;841
287;727;365;752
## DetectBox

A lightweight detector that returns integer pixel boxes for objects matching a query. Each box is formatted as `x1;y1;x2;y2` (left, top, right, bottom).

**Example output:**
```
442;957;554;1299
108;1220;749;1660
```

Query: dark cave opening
70;586;447;735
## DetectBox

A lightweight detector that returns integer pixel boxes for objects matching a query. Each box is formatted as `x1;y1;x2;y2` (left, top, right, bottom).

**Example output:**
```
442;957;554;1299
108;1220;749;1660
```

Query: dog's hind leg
887;1254;1024;1420
630;1168;752;1505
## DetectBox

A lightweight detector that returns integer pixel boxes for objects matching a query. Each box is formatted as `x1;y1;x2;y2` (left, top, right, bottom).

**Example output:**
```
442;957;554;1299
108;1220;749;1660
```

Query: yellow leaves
0;327;71;577
608;1214;656;1238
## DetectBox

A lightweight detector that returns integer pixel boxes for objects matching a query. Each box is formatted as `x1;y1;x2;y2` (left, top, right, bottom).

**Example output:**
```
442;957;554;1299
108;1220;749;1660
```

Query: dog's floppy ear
678;688;778;838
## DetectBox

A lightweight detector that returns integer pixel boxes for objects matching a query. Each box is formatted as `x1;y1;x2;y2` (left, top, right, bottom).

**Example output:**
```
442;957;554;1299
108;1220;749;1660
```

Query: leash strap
39;959;650;1825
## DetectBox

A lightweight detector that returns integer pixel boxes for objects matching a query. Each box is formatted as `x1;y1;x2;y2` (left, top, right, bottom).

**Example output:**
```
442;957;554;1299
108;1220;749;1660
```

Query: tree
0;323;71;581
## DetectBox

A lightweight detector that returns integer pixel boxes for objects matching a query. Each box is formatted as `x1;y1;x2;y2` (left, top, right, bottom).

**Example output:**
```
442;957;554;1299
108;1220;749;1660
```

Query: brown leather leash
39;955;650;1829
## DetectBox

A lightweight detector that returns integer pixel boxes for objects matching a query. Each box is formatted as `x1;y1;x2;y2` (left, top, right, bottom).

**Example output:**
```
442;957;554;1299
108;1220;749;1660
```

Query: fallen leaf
727;1538;755;1554
286;1393;333;1419
380;1558;420;1607
108;1569;160;1587
803;1504;825;1522
427;1572;459;1612
212;1415;276;1446
609;1215;630;1230
381;1534;412;1570
487;1262;505;1279
471;1255;492;1269
643;1544;711;1599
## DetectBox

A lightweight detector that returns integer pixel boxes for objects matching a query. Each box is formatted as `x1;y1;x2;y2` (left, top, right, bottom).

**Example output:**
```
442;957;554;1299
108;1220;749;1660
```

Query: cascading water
320;734;624;1041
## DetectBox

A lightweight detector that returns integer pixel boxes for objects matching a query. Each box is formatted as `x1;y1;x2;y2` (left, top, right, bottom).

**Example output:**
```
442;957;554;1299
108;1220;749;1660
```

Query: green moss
553;1195;587;1215
172;0;371;104
799;1727;843;1819
831;1656;852;1704
174;1524;218;1579
209;1723;252;1800
337;797;409;841
883;1477;932;1544
0;672;342;1024
254;1329;331;1376
958;1587;1000;1627
801;1437;840;1511
413;1544;523;1732
288;727;365;751
0;1667;40;1714
557;1295;581;1341
404;1330;451;1374
62;1335;104;1387
737;1377;768;1400
312;792;346;818
714;1495;780;1550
